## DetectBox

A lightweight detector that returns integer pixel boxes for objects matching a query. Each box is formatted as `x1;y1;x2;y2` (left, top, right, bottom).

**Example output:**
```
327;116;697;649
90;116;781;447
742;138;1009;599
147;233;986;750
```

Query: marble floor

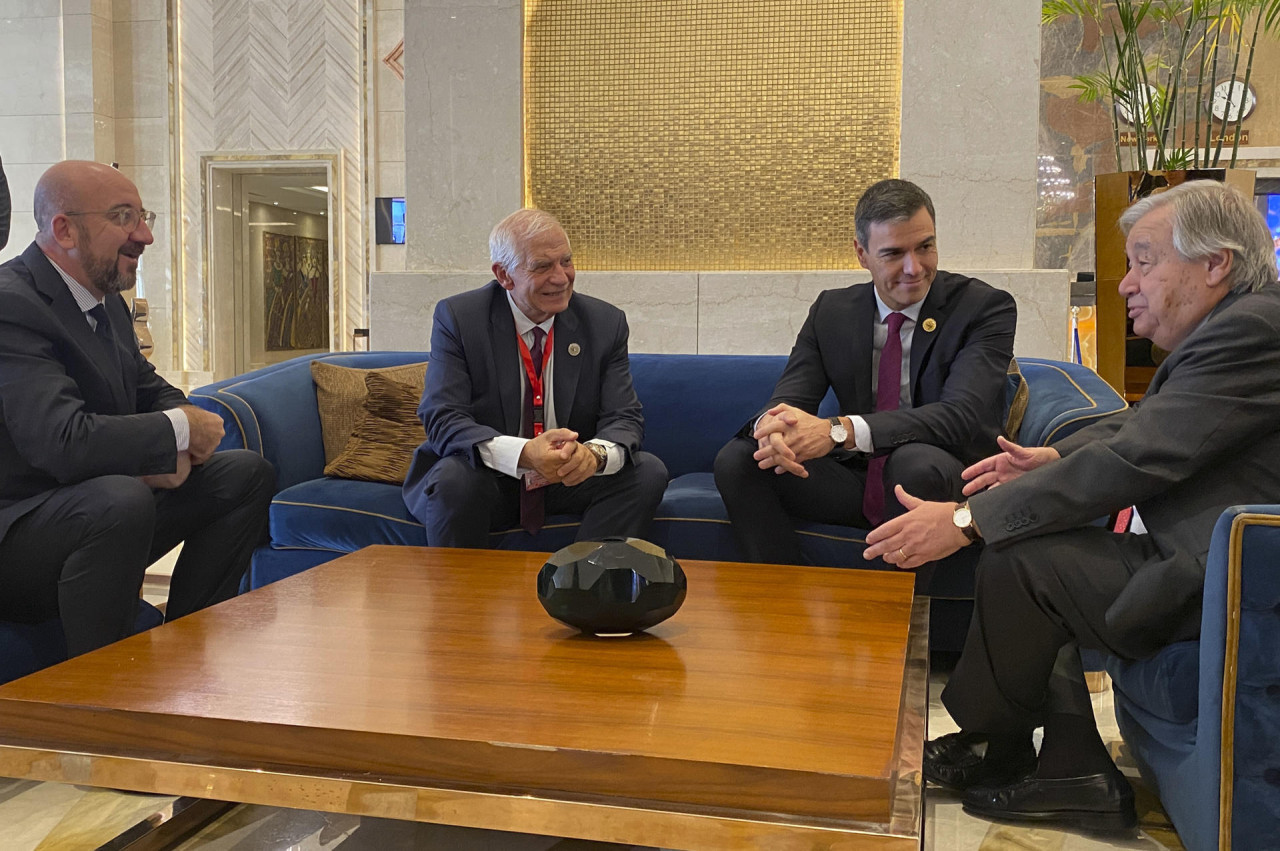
0;667;1185;851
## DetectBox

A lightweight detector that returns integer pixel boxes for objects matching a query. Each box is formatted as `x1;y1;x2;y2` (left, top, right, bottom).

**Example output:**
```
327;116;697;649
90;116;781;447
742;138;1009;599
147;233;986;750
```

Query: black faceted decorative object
537;538;687;636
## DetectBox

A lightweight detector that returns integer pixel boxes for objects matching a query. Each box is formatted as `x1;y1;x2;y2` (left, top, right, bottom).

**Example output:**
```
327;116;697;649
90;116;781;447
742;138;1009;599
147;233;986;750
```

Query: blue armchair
1107;505;1280;850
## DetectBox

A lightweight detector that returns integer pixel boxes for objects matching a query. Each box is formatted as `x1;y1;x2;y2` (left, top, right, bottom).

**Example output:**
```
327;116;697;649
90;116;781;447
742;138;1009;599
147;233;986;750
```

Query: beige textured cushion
312;360;427;463
323;371;427;484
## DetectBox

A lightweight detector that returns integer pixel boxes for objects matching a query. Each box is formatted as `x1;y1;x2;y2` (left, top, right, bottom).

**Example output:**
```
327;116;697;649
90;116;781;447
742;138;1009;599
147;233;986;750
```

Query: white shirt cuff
586;438;624;475
849;414;874;453
164;407;190;452
478;435;529;478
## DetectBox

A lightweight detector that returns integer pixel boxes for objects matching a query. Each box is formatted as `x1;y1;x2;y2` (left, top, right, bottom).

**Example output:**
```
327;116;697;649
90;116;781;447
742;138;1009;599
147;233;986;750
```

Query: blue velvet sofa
189;351;1123;652
0;603;164;685
1105;505;1280;851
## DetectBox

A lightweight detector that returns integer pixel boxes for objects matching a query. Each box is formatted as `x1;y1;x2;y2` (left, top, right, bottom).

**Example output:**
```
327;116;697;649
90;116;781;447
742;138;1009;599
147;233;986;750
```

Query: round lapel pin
922;318;937;333
568;343;582;356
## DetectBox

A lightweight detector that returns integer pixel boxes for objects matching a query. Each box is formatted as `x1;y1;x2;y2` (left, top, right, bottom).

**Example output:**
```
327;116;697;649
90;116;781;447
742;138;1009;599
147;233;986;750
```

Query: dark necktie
863;311;906;527
520;327;547;534
87;304;122;374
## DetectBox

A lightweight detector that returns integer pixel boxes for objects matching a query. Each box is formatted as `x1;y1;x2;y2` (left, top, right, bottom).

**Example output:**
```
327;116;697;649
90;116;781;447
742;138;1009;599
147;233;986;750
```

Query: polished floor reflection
0;670;1184;851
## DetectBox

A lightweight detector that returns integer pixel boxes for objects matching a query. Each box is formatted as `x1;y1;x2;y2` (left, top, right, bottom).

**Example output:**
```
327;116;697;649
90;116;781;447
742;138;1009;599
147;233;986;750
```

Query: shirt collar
873;287;925;324
505;291;556;337
47;256;105;313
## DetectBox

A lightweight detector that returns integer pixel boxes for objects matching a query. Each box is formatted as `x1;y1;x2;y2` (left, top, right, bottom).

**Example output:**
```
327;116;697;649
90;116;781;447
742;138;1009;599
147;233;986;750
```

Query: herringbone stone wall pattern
175;0;365;370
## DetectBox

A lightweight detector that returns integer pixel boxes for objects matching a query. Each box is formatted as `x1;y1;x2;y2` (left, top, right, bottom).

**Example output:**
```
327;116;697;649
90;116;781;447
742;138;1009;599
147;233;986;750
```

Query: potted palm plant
1042;0;1279;396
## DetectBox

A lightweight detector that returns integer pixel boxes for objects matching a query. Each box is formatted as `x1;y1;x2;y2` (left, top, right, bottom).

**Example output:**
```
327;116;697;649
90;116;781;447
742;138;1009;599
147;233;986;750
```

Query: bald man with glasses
0;161;274;658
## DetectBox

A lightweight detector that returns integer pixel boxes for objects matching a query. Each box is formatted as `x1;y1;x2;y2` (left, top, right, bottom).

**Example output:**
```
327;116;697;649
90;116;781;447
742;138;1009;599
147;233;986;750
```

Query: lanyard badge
516;327;554;436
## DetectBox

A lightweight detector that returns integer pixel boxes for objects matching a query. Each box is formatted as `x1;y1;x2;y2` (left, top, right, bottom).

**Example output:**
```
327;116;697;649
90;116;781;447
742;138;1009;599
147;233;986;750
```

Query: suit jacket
0;155;10;251
402;281;645;511
972;284;1280;656
0;242;186;543
750;271;1017;465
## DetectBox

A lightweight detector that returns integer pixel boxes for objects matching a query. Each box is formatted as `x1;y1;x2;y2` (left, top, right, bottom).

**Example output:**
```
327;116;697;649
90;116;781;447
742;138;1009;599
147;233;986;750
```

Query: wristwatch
586;442;609;473
953;501;981;543
828;416;849;448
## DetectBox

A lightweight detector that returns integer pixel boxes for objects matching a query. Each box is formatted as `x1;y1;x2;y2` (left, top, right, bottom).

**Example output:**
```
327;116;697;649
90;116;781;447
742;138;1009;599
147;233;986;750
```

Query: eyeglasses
64;208;157;232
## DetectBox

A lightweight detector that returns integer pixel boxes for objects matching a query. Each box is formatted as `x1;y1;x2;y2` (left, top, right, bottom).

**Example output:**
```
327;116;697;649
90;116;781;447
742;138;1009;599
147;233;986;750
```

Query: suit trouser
713;437;965;582
417;451;669;548
0;450;275;657
942;526;1163;736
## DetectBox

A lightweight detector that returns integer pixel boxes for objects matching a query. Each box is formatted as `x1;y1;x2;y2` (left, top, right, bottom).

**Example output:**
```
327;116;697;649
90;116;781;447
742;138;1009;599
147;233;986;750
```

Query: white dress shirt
476;292;624;478
845;291;924;453
48;257;189;451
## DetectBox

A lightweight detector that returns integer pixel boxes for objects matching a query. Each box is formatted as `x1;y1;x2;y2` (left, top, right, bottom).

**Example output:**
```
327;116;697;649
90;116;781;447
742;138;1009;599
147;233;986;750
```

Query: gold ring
898;548;908;561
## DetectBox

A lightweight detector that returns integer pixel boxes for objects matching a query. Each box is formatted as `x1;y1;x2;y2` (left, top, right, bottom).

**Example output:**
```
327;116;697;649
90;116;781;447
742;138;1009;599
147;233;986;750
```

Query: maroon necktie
520;327;547;534
863;311;906;527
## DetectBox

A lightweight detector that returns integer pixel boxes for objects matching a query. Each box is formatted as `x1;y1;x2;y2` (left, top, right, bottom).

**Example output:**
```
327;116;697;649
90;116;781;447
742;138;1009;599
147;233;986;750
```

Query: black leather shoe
923;731;1037;792
961;770;1138;836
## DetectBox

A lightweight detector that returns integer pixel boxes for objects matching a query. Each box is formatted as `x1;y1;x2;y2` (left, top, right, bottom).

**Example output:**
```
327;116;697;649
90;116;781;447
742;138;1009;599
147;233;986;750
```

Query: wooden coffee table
0;546;927;849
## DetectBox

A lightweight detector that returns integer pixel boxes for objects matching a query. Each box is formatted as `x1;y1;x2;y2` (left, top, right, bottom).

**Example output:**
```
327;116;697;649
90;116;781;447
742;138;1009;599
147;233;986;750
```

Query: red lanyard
516;326;554;436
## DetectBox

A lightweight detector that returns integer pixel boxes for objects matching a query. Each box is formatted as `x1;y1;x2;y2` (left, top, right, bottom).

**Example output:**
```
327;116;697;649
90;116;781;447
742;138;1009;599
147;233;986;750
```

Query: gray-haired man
866;180;1280;834
402;209;667;547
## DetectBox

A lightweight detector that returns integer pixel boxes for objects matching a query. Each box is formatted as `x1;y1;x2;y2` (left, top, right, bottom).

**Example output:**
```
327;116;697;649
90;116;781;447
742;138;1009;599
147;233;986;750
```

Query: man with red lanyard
402;209;668;547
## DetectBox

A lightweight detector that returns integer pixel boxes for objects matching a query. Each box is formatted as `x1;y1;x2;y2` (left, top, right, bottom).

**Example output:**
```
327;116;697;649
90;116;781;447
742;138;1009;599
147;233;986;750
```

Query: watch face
953;507;972;528
1211;80;1256;122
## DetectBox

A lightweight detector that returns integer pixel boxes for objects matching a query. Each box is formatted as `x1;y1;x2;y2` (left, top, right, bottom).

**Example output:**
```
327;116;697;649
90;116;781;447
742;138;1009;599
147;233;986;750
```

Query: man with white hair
862;179;1280;834
402;208;667;546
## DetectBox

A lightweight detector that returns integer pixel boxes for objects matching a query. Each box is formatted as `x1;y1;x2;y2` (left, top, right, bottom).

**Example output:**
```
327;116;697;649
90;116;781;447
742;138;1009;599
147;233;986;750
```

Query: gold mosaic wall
523;0;903;271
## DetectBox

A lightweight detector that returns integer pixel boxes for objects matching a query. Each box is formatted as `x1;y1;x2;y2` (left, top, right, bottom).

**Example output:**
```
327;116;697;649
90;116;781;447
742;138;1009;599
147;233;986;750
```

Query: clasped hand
752;403;838;477
518;427;598;487
179;404;225;465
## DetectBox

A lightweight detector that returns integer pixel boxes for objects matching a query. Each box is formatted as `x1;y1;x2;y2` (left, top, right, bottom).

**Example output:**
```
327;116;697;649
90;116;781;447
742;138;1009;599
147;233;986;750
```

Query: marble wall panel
374;9;404;112
173;0;365;374
963;269;1070;361
90;12;115;117
404;0;521;271
0;115;63;164
376;245;407;272
1;218;37;263
112;0;163;21
377;161;405;195
123;164;168;211
697;272;867;355
0;0;62;15
573;273;698;354
0;18;64;115
369;272;494;350
135;211;172;307
113;19;167;118
63;0;111;16
61;15;96;116
900;0;1039;271
113;116;169;167
1;163;55;221
377;111;404;165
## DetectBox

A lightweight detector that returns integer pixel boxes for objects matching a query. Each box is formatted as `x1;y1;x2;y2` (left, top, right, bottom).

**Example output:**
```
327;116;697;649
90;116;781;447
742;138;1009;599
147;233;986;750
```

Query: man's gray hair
1119;180;1277;294
854;179;936;247
490;208;568;271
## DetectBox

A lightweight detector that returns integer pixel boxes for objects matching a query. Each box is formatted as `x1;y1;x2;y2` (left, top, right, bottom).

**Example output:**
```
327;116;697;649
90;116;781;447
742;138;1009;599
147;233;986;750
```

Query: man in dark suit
0;161;274;657
714;179;1016;568
402;209;667;547
864;180;1280;834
